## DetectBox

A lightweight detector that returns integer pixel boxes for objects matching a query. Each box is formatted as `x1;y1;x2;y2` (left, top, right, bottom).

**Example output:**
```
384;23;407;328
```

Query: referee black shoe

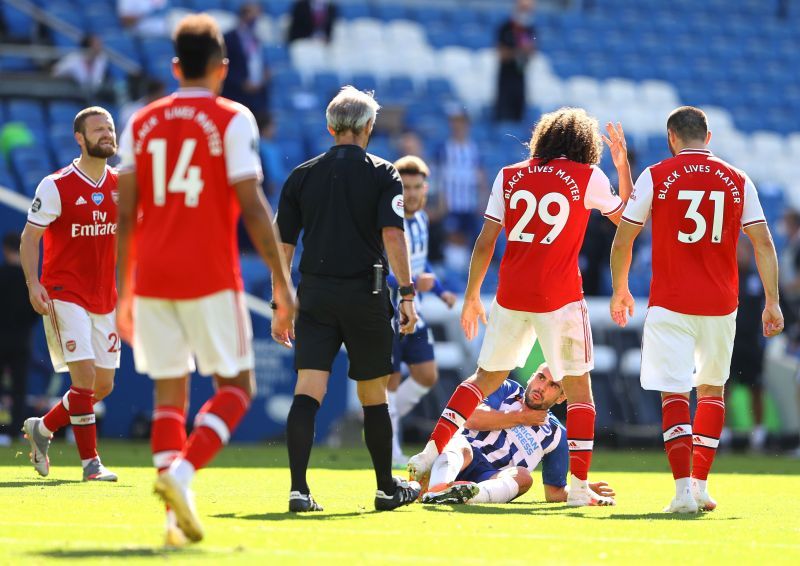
374;477;421;511
289;491;324;512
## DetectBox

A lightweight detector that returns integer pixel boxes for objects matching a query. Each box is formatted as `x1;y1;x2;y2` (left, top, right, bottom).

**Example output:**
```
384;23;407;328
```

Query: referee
274;86;421;512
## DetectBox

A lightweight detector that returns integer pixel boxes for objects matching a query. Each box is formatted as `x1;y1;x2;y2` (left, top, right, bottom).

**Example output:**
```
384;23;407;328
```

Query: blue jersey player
422;364;615;504
388;156;456;465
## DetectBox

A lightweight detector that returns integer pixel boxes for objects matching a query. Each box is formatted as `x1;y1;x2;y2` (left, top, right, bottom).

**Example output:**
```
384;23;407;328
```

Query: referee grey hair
326;86;380;135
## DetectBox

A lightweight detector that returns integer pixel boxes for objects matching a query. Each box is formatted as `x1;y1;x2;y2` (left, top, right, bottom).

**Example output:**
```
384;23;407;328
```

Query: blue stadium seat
264;0;292;18
47;5;89;33
338;3;370;20
271;69;303;92
0;171;18;192
189;0;226;11
0;55;36;72
425;22;458;49
6;100;47;130
385;75;415;99
349;73;379;93
1;2;36;40
48;101;83;125
370;3;407;21
263;44;289;66
311;72;341;100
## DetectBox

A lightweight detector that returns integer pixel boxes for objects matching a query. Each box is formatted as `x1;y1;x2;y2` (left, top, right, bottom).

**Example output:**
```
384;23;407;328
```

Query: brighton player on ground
409;108;633;507
387;155;456;466
20;106;120;482
422;364;614;505
609;106;784;513
116;14;295;544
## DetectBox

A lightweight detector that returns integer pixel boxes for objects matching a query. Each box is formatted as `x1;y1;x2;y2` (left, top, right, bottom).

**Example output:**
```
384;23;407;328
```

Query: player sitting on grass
422;363;614;504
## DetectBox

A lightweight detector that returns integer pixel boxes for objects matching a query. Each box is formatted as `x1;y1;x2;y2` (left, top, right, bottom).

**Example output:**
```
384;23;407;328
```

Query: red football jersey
485;157;623;312
117;89;262;300
27;161;119;314
622;148;766;316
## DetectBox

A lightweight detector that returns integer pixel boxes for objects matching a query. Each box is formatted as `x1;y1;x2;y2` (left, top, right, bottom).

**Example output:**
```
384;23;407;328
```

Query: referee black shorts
294;275;395;381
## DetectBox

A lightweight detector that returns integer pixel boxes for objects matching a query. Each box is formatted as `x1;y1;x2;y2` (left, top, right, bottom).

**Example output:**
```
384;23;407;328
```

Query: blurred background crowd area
1;0;800;452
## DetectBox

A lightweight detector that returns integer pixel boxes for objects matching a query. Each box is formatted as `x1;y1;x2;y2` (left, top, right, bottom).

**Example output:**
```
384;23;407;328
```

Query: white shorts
133;290;254;379
477;299;594;381
640;306;737;393
43;300;120;373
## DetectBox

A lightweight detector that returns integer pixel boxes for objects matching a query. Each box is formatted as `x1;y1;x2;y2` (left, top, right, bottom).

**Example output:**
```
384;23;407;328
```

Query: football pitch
2;442;799;565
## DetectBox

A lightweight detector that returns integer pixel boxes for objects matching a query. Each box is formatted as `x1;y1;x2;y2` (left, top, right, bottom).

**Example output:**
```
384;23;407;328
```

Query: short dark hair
394;155;430;178
73;106;113;134
2;232;21;251
529;107;603;165
173;13;226;80
667;106;708;143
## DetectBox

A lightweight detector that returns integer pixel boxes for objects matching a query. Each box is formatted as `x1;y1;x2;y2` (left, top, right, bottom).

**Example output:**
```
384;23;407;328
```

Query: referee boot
289;491;324;512
375;477;421;511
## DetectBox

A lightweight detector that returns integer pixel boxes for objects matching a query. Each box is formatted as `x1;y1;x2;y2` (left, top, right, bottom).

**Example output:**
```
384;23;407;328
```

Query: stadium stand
1;0;797;445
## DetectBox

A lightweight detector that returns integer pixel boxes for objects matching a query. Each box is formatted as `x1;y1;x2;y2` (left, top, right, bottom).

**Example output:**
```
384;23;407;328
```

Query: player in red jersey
610;106;784;513
20;106;120;482
116;14;295;544
408;108;632;506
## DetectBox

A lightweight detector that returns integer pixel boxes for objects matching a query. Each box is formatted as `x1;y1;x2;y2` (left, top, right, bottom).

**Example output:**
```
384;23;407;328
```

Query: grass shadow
563;511;741;521
212;510;380;521
0;479;82;488
32;547;208;559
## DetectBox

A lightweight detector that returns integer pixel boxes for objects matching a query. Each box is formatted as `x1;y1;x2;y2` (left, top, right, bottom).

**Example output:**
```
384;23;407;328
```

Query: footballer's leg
408;367;508;481
691;385;725;511
410;300;536;480
357;376;421;511
387;370;407;467
287;369;328;512
468;467;531;504
423;437;472;503
151;376;190;546
391;362;437;467
660;392;697;513
562;373;613;507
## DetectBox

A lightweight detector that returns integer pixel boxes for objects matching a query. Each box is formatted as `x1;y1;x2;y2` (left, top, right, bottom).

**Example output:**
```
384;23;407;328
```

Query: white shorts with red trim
43;300;120;373
477;299;594;381
641;306;736;393
133;290;254;379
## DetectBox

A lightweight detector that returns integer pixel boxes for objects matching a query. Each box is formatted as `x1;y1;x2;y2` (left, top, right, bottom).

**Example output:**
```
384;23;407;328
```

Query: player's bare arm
19;223;49;315
270;241;296;348
744;222;784;337
383;226;418;335
116;171;138;342
462;220;503;340
465;403;548;431
602;121;634;211
544;481;616;503
234;178;296;345
609;220;643;327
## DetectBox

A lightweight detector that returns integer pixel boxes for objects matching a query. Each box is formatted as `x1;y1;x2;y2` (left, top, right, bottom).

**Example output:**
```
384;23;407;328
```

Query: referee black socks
363;403;395;496
287;394;320;495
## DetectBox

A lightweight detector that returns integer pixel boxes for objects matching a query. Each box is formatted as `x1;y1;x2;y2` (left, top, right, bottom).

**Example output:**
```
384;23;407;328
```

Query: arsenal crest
111;190;119;204
66;340;77;352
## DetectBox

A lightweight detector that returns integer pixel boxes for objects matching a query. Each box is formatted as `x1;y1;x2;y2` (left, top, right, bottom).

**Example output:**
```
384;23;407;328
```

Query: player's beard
667;136;677;157
85;138;117;159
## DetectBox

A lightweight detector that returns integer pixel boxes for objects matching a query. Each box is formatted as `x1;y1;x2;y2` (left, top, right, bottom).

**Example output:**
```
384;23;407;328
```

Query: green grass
2;441;800;564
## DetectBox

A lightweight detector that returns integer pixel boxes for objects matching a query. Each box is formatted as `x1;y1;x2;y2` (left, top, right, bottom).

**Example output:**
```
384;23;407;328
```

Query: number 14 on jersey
147;138;205;207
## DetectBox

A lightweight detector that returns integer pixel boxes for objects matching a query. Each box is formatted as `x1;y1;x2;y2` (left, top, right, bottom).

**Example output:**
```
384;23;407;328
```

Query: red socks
151;406;187;473
692;397;725;481
662;394;692;480
566;402;596;481
430;382;484;452
67;386;97;461
43;391;100;433
182;387;250;471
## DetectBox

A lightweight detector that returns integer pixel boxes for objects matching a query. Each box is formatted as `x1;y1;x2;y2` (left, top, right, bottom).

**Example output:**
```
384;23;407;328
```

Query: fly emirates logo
71;210;117;237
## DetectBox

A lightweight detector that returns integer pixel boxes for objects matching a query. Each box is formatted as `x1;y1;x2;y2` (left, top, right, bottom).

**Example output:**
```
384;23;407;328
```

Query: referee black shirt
277;144;404;277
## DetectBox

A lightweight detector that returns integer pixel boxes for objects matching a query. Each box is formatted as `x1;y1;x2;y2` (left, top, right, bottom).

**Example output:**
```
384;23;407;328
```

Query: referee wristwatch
398;285;416;300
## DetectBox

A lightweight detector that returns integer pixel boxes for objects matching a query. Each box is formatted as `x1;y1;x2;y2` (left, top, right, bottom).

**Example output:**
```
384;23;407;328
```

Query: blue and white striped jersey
438;139;482;213
406;210;429;277
464;379;569;487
